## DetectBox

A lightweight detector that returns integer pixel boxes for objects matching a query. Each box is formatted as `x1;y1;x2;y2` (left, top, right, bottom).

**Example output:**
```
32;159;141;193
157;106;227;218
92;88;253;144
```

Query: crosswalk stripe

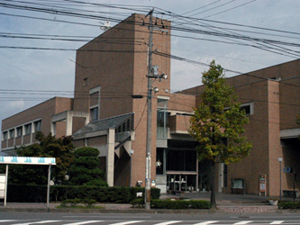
62;221;103;225
154;221;182;225
270;221;284;224
233;222;253;224
108;221;144;225
11;220;62;225
193;221;218;225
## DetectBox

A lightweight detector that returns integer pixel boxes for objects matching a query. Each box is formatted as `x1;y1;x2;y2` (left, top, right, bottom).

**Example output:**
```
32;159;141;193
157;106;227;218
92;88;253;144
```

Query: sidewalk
0;192;297;214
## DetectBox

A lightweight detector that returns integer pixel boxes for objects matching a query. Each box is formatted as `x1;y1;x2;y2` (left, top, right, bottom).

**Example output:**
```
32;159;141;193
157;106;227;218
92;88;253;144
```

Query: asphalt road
2;212;300;225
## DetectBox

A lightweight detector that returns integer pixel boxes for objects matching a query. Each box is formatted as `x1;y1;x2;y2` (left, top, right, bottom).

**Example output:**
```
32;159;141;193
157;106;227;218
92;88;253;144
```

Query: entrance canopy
0;156;56;165
0;156;56;207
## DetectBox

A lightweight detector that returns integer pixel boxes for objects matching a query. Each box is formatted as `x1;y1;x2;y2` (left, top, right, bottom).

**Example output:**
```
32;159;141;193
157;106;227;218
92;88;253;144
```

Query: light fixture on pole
278;157;282;201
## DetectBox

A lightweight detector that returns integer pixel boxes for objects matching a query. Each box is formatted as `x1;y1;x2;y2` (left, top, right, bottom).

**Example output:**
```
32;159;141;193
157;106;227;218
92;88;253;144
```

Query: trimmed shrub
81;199;96;207
61;199;81;207
151;199;211;209
7;184;46;202
130;198;144;208
6;184;160;203
190;200;211;209
278;202;300;209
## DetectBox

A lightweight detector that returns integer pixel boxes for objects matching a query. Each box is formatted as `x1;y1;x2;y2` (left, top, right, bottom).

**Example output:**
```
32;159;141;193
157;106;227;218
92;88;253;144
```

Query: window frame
240;102;254;116
2;131;8;141
24;124;32;136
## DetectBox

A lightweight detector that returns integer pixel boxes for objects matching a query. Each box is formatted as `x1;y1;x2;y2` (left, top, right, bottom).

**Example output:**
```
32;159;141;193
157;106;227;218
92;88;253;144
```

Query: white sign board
0;174;5;198
0;156;56;165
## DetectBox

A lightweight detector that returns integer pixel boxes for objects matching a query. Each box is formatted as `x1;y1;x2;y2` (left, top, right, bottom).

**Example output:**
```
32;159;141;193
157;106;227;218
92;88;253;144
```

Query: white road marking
108;221;144;225
193;221;218;225
154;221;182;225
11;221;61;225
233;222;253;224
62;221;103;225
270;221;284;224
0;221;17;223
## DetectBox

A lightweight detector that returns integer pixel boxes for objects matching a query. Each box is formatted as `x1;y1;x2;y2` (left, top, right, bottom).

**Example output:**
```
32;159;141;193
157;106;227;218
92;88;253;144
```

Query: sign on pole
259;174;267;196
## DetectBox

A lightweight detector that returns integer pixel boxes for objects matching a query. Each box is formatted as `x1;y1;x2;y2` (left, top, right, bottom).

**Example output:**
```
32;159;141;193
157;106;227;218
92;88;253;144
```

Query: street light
278;158;282;201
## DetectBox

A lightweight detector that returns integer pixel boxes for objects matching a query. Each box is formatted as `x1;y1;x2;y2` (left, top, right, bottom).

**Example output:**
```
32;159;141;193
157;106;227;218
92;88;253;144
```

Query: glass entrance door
167;174;192;193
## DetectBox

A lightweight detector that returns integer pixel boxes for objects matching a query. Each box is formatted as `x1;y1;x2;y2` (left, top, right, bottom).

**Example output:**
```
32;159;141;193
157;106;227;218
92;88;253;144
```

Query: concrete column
51;122;56;136
21;125;24;145
30;122;34;143
65;111;73;136
107;128;115;187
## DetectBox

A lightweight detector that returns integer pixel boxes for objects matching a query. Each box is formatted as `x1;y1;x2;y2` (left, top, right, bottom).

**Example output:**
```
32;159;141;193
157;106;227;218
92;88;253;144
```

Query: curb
0;207;288;214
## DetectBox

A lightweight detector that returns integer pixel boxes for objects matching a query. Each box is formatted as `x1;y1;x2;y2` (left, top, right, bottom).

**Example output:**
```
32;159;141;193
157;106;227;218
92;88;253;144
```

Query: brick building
2;13;300;196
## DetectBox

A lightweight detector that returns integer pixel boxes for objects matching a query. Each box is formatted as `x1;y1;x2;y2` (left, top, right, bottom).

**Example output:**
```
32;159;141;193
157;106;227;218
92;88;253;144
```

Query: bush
150;199;211;209
7;184;46;202
61;199;81;207
278;202;300;209
81;199;96;207
130;198;144;208
190;200;212;209
6;184;160;203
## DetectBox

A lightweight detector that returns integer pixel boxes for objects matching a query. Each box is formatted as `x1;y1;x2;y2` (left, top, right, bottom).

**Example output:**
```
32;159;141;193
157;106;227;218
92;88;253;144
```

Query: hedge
278;202;300;209
7;184;160;203
150;199;211;209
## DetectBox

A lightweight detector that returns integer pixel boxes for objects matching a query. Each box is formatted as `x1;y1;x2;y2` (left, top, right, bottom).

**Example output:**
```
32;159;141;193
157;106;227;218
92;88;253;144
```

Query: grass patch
56;205;104;209
59;198;104;209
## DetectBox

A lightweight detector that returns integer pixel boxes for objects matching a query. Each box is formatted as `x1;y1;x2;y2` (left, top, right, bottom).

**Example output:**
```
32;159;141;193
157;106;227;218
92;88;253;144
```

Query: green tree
67;147;107;186
10;132;75;185
189;60;252;208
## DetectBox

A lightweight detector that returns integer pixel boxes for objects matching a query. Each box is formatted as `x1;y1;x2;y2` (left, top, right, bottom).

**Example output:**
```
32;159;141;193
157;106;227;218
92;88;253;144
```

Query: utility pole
278;158;282;201
145;8;154;211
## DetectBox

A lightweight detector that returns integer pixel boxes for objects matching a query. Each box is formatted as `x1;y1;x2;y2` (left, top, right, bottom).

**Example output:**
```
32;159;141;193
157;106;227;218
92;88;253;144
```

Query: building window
16;127;22;137
90;107;99;121
116;116;133;133
240;102;254;116
24;124;32;135
166;150;196;171
9;129;15;139
83;78;88;87
156;148;164;175
34;120;42;132
89;86;101;121
157;98;168;139
2;131;8;141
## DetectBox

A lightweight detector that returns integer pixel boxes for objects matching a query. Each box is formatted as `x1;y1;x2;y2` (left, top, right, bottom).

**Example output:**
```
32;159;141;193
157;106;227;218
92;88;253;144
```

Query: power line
182;0;221;15
188;0;236;17
202;0;256;19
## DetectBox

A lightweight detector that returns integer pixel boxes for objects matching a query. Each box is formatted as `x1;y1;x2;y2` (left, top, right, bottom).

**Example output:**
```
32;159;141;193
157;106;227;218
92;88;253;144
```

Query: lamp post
278;158;282;201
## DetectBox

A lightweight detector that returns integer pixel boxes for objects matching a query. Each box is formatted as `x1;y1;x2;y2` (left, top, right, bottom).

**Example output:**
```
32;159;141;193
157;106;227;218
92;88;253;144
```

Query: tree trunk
210;160;216;208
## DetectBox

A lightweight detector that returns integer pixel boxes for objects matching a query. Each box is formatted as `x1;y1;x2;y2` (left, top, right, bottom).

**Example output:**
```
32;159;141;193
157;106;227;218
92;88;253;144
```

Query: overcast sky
1;0;300;141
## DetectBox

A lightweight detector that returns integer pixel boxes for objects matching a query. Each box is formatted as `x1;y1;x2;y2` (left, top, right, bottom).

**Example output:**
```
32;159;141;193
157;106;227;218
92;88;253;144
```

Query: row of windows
2;120;41;141
89;87;100;122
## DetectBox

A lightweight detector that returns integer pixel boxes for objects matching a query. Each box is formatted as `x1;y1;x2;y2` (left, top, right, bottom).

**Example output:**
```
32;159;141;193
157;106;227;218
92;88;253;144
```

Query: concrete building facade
2;13;300;196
